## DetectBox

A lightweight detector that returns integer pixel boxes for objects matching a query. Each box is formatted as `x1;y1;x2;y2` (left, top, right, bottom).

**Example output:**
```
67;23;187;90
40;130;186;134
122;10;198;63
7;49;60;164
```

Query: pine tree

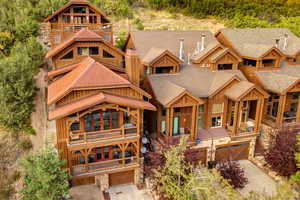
21;145;70;200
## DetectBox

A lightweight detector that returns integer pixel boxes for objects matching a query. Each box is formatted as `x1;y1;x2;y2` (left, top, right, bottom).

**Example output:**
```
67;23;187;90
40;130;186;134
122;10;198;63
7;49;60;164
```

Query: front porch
69;140;140;177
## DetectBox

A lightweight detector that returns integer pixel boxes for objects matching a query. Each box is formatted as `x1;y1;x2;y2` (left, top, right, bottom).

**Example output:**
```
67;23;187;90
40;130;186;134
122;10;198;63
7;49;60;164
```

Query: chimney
125;49;140;86
275;39;280;48
179;38;185;61
201;34;206;51
283;33;288;50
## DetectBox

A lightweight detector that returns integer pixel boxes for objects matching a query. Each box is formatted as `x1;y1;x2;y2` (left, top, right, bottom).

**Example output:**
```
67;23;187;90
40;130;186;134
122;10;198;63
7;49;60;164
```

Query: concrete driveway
239;160;277;196
71;184;102;200
108;184;153;200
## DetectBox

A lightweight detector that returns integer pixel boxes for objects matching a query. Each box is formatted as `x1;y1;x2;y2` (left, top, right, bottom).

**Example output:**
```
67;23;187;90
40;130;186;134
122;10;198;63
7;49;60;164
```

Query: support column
296;95;300;123
232;101;239;136
191;105;197;141
276;95;286;125
169;107;174;137
166;108;170;136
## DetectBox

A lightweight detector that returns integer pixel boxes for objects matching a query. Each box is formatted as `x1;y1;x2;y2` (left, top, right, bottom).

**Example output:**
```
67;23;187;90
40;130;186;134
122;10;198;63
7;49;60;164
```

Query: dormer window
262;59;276;67
155;66;174;74
218;64;233;70
73;7;86;13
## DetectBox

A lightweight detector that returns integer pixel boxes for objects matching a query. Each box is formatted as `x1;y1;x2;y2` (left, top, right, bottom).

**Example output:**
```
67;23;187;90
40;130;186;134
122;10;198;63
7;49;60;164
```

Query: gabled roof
192;41;222;62
44;0;110;23
142;47;184;66
128;30;220;61
217;28;300;57
48;57;149;105
210;48;242;63
45;29;123;59
224;81;268;101
147;64;247;105
49;92;156;120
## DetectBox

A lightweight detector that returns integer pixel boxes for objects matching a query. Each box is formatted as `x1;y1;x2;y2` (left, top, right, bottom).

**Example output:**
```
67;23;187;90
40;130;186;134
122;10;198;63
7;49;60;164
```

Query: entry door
173;117;180;136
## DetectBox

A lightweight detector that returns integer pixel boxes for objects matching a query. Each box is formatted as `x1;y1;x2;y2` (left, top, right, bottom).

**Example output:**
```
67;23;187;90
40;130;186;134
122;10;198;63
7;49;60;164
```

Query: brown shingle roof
44;0;110;23
210;48;242;63
129;30;220;61
192;41;221;61
224;81;254;101
147;64;247;105
219;28;300;57
47;57;131;105
256;64;300;94
49;92;156;120
46;62;80;80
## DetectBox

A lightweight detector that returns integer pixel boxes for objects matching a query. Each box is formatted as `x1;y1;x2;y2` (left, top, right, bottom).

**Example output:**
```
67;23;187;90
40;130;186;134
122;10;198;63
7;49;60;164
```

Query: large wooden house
215;28;300;127
124;31;269;162
44;0;113;47
45;1;156;187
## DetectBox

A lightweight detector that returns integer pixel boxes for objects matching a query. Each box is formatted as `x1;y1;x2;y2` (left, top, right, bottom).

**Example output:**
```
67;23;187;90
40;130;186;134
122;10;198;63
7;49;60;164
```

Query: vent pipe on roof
275;39;280;48
283;33;288;50
187;53;191;65
179;38;185;61
201;34;206;51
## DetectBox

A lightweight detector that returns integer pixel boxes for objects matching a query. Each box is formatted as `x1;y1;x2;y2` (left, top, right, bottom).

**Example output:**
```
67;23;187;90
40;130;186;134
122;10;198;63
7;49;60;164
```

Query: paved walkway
108;184;153;200
71;185;102;200
239;160;277;196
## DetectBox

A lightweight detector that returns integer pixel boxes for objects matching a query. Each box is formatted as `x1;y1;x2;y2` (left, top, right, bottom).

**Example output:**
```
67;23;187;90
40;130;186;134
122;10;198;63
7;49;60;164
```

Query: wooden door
215;142;250;161
109;170;134;186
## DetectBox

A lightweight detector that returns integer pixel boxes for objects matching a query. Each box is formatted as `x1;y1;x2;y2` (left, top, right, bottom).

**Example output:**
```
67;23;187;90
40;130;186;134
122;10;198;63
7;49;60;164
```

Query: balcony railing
71;157;138;176
68;126;138;145
50;23;112;32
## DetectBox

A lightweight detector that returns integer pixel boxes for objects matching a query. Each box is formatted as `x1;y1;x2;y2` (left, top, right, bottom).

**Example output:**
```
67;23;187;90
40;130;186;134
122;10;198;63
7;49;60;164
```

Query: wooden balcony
68;126;138;145
71;157;139;176
50;23;112;32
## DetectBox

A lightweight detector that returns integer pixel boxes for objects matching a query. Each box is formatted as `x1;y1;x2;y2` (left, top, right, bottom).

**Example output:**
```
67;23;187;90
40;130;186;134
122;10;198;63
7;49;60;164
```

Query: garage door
215;142;250;161
109;170;134;186
186;148;207;164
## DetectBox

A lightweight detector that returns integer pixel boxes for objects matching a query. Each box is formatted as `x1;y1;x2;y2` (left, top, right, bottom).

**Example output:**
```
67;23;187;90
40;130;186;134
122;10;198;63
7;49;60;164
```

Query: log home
44;0;113;47
47;57;156;186
124;31;269;162
215;28;300;127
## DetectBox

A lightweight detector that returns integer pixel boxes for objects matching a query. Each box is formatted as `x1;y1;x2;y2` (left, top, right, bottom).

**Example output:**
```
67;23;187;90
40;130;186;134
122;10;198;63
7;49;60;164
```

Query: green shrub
21;145;70;200
115;30;128;49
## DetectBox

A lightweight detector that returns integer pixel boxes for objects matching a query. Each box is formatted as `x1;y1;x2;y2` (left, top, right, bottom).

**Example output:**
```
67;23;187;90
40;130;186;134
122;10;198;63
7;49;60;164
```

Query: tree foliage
264;126;298;177
21;145;70;200
217;160;248;189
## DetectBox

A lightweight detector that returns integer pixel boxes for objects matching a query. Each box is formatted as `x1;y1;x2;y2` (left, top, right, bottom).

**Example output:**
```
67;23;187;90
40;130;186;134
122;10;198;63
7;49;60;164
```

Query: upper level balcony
68;125;138;146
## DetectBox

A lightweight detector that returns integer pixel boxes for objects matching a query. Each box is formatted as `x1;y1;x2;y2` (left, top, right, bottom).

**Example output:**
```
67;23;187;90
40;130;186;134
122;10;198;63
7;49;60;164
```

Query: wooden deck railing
50;23;112;32
71;157;138;176
68;126;138;145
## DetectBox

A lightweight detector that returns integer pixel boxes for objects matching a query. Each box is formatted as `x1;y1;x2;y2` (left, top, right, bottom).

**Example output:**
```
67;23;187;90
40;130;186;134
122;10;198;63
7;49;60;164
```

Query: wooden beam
276;95;286;124
169;107;174;137
191;105;197;141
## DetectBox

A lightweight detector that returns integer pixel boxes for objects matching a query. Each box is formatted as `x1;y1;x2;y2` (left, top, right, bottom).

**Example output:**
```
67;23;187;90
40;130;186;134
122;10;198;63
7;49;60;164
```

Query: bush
217;160;248;189
264;126;298;177
115;30;128;49
90;0;133;18
21;145;70;200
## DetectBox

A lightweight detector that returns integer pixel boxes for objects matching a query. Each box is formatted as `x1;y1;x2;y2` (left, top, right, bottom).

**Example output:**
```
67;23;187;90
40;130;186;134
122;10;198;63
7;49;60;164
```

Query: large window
266;93;280;118
212;103;224;114
61;50;73;60
84;110;119;132
161;120;166;134
212;116;222;128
